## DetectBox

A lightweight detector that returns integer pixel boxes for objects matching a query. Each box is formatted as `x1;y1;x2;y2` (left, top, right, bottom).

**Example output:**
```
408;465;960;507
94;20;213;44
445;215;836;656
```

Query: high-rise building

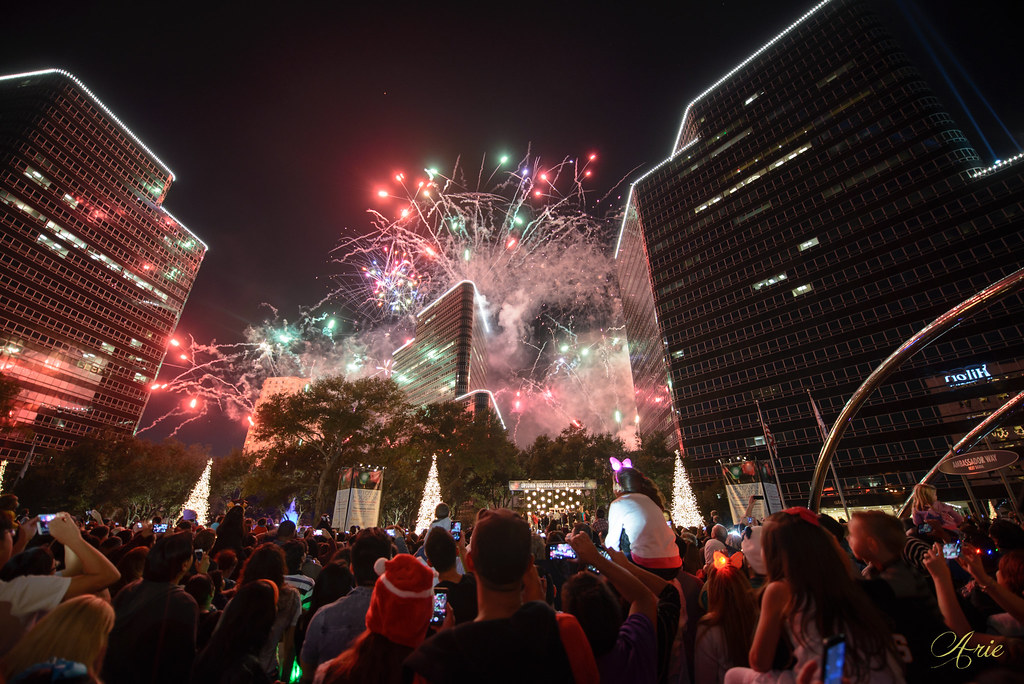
617;0;1024;509
392;280;491;413
242;376;310;453
0;69;206;463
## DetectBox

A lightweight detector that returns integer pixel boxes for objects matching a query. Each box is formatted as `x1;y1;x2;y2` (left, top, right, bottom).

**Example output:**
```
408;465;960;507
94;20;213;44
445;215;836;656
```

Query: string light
415;453;442;533
181;458;212;526
672;452;704;528
0;460;7;491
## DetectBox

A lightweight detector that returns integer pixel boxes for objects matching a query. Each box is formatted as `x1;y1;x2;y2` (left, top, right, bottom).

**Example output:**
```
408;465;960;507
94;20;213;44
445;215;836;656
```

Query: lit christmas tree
415;453;442;533
181;459;212;526
671;451;704;528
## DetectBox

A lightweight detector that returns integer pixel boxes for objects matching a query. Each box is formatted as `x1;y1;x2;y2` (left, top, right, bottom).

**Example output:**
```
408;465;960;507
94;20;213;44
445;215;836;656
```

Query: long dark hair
192;581;277;683
616;467;666;510
317;631;413;684
239;543;286;588
762;511;898;681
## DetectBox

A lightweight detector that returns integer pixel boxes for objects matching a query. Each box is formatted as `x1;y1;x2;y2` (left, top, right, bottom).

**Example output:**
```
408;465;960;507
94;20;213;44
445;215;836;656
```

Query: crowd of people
2;475;1024;683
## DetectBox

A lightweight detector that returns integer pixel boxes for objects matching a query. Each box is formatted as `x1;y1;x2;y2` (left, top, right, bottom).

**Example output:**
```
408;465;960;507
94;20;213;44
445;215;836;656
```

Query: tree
524;425;628;510
245;376;411;520
209;448;251;516
17;433;207;522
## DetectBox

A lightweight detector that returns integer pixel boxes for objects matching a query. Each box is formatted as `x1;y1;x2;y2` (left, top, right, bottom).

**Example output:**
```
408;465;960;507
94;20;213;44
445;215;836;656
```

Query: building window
792;284;814;297
799;237;819;251
752;272;788;292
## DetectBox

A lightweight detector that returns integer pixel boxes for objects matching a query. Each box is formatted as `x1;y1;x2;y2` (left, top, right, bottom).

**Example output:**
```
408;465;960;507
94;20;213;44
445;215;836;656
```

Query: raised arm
568;532;656;624
48;512;120;600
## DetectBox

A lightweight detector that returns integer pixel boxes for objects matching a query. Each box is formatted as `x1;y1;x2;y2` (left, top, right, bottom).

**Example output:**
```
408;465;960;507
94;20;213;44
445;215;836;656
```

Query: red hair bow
783;507;820;526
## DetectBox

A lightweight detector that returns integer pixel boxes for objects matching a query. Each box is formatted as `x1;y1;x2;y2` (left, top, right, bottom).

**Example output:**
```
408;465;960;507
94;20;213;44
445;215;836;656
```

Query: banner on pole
333;467;383;530
720;460;783;522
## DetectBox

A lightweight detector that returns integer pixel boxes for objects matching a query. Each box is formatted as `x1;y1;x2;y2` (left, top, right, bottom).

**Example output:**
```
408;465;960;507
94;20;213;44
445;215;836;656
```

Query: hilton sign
943;364;992;387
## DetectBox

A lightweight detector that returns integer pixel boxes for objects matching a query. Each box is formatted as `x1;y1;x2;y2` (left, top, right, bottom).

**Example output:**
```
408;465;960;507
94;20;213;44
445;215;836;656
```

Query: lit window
751;273;788;292
798;237;819;251
792;284;814;297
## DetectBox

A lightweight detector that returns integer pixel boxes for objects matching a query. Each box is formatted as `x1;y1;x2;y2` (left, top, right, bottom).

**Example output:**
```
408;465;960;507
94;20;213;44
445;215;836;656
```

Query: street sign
938;450;1018;475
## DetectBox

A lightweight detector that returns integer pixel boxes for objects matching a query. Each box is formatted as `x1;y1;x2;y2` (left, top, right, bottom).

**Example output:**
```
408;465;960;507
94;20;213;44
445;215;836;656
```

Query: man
423;527;476;624
103;531;201;684
405;508;598;683
430;502;452;532
274;519;297;546
0;512;120;656
283;539;315;604
702;524;728;569
299;527;391;681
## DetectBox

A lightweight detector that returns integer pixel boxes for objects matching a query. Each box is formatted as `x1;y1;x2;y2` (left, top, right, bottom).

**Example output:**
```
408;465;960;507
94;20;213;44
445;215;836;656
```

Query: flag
808;391;830;442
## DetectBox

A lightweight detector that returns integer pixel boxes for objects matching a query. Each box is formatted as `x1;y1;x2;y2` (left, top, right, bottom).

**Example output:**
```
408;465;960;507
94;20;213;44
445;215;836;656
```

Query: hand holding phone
943;541;961;559
37;513;58;536
430;588;448;625
452;522;462;542
822;635;846;684
547;543;577;560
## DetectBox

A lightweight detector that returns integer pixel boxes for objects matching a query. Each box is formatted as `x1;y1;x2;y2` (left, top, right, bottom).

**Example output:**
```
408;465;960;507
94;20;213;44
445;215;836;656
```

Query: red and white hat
366;553;437;648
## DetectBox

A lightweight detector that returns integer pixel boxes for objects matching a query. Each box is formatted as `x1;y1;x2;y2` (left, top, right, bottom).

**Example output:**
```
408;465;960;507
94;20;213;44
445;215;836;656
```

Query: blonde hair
1;595;115;679
911;483;937;512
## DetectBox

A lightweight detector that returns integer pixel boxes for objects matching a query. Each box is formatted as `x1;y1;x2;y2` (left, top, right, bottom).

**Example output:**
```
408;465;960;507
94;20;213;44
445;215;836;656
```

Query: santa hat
366;553;437;648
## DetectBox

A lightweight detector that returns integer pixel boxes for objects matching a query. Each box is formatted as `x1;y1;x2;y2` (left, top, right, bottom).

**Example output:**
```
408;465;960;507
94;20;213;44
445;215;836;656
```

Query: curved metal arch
807;266;1024;511
895;390;1024;518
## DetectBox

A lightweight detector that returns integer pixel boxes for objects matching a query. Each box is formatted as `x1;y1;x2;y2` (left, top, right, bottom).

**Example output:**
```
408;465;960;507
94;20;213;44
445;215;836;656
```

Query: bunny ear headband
609;457;633;481
713;550;744;571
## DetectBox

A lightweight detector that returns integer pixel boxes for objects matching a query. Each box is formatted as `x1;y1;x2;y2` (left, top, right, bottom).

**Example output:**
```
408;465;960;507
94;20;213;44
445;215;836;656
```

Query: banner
508;479;598;491
332;467;383;530
720;460;783;522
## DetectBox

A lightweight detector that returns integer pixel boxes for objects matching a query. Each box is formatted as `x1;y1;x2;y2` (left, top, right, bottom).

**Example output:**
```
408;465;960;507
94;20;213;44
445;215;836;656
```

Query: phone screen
822;636;846;684
314;529;324;536
430;589;448;625
386;528;396;537
452;522;462;542
194;550;204;562
942;541;961;559
37;513;57;535
153;523;169;534
547;543;576;560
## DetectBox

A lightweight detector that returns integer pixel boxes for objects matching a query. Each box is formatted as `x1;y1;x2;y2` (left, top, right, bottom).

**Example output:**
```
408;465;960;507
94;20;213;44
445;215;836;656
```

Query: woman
295;562;355;660
605;467;681;577
1;595;114;682
696;553;759;683
910;484;962;535
192;580;278;684
315;554;435;684
724;508;904;683
233;543;303;681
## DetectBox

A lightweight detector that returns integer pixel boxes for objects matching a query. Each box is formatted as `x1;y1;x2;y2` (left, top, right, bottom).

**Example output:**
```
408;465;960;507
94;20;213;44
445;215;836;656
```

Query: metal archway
895;390;1024;518
807;267;1024;511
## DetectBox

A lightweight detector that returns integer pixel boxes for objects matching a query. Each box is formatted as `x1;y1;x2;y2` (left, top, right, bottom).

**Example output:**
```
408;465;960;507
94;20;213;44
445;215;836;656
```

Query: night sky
1;0;1020;455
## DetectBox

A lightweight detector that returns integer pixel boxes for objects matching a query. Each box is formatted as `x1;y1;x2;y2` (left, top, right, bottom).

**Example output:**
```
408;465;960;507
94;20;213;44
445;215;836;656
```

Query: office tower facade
0;69;206;463
392;280;490;410
617;0;1024;508
242;376;310;453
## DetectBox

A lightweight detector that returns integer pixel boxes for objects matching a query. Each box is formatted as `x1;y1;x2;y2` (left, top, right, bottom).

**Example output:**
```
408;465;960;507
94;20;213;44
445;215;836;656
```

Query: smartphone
547;543;577;560
386;528;396;537
194;550;204;563
430;587;448;625
822;635;846;684
746;517;755;525
153;523;169;534
313;529;324;537
135;522;143;530
752;495;764;501
452;522;462;542
943;541;961;559
37;513;57;535
918;523;933;534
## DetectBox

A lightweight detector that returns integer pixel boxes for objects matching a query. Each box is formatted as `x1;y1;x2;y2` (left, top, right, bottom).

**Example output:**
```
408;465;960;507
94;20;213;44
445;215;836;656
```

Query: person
695;552;759;684
283;539;316;604
192;580;278;684
102;531;200;684
295;563;354;665
957;544;1024;636
186;573;222;650
300;528;392;682
704;524;730;570
404;508;598;683
724;508;904;683
430;503;452;532
563;531;658;684
423;527;476;624
210;505;246;557
605;467;681;577
315;554;435;684
0;512;120;658
233;542;302;681
0;594;114;682
910;483;963;535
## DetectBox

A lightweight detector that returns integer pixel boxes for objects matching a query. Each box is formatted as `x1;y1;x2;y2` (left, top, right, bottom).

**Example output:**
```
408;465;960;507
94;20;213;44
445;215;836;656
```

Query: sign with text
333;467;383;530
508;479;597;491
938;450;1018;476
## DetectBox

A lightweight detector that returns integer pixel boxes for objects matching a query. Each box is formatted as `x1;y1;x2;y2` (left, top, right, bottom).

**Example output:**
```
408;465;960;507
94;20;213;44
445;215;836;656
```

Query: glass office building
0;69;206;463
617;0;1024;508
392;280;490;412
